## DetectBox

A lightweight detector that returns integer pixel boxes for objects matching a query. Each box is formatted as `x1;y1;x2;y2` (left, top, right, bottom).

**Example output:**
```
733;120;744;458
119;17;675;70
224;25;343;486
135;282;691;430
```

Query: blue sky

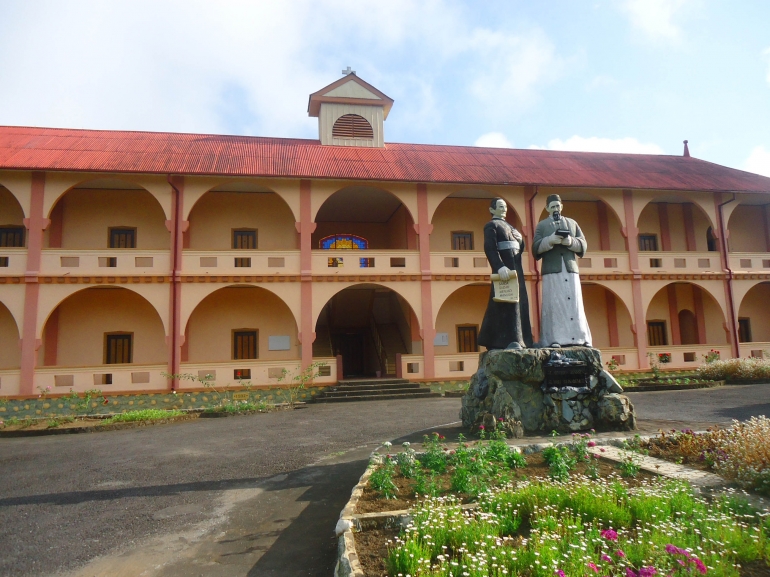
0;0;768;175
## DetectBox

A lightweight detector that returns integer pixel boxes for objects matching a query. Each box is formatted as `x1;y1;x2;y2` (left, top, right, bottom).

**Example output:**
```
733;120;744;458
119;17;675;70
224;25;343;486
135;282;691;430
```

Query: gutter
167;174;182;391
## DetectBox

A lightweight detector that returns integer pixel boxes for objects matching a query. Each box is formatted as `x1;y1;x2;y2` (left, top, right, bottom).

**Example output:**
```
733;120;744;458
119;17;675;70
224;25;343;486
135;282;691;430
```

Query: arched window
332;114;374;139
319;234;368;249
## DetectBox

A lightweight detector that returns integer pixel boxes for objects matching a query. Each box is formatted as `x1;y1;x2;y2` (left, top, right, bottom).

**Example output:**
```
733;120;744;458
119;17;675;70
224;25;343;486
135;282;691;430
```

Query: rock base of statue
460;347;635;437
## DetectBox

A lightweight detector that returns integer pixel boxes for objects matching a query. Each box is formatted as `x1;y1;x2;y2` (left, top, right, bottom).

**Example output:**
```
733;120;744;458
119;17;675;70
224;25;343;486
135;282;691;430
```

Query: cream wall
645;283;728;345
581;284;634;348
188;191;297;250
431;198;523;251
48;189;169;249
738;283;770;342
42;287;167;366
0;302;20;369
728;205;766;252
435;285;488;353
186;287;299;362
636;202;713;252
312;213;411;250
0;187;24;229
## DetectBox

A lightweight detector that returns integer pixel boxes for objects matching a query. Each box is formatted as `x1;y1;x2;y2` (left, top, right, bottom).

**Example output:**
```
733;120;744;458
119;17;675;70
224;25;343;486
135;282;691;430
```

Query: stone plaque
542;351;591;393
232;392;250;401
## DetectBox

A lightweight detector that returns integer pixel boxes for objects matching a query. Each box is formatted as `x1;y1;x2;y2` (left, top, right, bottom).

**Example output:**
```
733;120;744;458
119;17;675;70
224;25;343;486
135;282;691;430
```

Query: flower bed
348;431;770;577
638;418;770;497
697;358;770;382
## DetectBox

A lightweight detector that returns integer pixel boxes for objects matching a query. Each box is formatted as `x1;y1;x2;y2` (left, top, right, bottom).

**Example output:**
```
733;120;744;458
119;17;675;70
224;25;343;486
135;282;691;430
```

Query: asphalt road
0;384;767;577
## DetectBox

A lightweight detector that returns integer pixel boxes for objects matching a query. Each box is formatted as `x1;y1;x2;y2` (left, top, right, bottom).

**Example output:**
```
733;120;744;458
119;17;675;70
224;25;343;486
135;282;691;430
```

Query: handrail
369;318;388;375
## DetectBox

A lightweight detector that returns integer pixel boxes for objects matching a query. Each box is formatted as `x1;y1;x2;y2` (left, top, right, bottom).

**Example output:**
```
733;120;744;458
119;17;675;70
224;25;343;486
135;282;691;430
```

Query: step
337;378;410;386
321;387;432;397
330;382;420;392
313;392;442;403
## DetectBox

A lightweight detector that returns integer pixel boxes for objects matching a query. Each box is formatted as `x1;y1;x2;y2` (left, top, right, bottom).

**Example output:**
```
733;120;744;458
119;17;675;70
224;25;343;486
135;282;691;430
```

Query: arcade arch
312;186;416;250
635;194;716;253
183;285;299;363
434;284;488;353
314;284;418;378
645;282;728;347
737;282;770;343
39;287;167;367
726;201;770;253
0;300;20;369
431;190;523;252
45;179;169;249
186;182;297;251
0;186;25;247
580;283;635;348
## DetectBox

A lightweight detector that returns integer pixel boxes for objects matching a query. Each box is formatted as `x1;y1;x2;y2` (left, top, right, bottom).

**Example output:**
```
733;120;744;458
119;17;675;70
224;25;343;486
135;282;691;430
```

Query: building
1;71;770;398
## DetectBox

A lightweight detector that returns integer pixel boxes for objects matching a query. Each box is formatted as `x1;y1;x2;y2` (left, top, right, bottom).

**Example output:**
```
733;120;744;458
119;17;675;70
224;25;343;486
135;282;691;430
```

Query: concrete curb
333;431;769;576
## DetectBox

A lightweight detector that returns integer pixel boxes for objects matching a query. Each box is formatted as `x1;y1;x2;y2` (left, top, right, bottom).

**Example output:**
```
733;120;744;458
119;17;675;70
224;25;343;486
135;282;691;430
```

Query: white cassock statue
532;194;592;348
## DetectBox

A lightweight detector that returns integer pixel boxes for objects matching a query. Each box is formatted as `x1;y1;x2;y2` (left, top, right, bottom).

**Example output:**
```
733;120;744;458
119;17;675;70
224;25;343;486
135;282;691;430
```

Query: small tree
277;361;328;407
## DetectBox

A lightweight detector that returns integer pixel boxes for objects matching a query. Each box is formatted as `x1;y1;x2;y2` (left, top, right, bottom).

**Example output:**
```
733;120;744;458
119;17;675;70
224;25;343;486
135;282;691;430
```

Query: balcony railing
399;354;425;378
638;252;720;273
35;364;168;392
313;250;420;274
0;248;27;275
431;252;492;275
575;251;630;273
433;353;481;378
40;250;171;276
647;345;725;369
179;358;337;388
738;342;770;359
729;253;770;273
182;250;300;275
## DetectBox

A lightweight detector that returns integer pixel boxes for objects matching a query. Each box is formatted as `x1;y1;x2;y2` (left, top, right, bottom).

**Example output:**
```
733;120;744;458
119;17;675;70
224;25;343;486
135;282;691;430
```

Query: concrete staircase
312;378;440;403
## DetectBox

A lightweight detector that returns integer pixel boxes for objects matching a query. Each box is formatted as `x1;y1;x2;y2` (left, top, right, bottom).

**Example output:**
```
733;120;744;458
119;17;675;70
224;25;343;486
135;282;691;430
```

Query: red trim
524;185;541;343
667;284;681;345
682;203;697;251
715;193;739;357
298;179;316;369
48;200;63;248
692;285;707;345
43;307;59;366
167;175;184;390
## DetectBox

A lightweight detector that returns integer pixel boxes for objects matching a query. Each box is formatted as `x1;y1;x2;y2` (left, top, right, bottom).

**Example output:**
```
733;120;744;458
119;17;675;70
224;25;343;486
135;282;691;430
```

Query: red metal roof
0;125;768;193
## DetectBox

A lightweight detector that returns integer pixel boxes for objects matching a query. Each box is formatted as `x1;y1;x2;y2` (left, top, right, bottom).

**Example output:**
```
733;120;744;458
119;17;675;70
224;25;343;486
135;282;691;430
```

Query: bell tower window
332;114;374;139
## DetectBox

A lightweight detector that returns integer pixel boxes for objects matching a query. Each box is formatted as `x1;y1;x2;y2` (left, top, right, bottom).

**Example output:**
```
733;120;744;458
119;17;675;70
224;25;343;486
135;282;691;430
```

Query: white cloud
621;0;690;42
475;132;514;148
530;136;665;155
744;146;770;177
0;0;566;138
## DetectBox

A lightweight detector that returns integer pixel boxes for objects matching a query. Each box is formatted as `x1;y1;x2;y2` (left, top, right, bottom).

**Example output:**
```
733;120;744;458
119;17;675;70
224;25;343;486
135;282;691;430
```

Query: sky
0;0;768;176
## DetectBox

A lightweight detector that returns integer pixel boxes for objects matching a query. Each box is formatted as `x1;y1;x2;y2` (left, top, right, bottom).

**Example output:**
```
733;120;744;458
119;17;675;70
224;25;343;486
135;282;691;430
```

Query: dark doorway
337;332;366;377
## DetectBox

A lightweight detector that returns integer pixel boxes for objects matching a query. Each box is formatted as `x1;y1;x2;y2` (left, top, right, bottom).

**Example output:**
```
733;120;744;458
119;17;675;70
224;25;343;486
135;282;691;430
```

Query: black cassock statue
477;198;533;350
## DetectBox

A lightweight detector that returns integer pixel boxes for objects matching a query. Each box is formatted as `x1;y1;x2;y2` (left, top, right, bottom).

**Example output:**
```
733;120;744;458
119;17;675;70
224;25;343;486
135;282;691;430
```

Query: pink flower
677;560;686;567
693;559;707;575
478;425;485;430
600;447;606;453
588;562;599;573
588;441;596;447
601;529;618;541
639;568;657;577
616;550;626;558
626;569;638;577
555;570;566;577
601;554;613;563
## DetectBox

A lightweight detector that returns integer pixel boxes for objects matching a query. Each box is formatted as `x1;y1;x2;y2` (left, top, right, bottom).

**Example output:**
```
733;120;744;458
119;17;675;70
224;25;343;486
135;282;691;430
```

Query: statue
532;194;592;348
478;198;533;350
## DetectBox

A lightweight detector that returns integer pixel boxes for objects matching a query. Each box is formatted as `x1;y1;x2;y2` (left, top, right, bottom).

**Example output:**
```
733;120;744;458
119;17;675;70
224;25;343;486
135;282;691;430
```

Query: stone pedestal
460;347;635;436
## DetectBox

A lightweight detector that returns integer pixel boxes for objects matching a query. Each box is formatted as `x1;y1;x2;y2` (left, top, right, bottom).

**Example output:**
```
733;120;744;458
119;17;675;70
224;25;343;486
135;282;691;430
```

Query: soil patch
0;414;199;436
355;452;658;514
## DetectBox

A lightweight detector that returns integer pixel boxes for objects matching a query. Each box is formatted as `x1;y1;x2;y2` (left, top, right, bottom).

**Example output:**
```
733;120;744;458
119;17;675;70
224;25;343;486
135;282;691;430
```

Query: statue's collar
492;216;506;221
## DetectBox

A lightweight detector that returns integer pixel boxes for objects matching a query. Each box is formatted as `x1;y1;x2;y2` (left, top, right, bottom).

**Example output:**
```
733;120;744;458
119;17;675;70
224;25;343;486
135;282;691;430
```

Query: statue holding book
478;198;533;350
532;194;592;348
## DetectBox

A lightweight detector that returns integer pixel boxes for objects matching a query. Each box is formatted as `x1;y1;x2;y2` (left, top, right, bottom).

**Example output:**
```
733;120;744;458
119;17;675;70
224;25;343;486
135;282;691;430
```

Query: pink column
623;190;649;369
714;193;739;358
658;203;672;251
524;185;540;343
415;183;435;379
682;204;697;252
20;172;50;395
597;201;611;251
692;286;707;345
605;290;620;348
764;205;770;253
43;308;59;366
296;179;317;370
667;284;681;345
166;175;186;390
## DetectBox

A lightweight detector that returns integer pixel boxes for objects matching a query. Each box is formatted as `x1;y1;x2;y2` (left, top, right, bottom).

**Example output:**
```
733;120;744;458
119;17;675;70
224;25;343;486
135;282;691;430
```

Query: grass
202;400;271;414
386;475;769;577
101;409;184;424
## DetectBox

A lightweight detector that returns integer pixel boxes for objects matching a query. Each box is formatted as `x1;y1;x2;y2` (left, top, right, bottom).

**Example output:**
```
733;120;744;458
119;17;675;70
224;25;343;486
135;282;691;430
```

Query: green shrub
102;409;184;424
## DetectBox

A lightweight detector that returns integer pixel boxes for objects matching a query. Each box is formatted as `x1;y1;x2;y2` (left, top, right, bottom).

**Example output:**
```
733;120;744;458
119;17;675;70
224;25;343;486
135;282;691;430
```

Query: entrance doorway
314;285;415;378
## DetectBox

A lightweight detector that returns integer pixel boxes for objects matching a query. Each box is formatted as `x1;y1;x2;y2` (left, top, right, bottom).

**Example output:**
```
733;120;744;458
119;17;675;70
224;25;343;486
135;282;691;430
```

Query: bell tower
308;68;394;147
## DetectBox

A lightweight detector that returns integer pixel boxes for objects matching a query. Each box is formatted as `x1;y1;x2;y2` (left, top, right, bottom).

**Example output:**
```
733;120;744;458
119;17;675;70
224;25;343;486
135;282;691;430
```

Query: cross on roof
341;66;356;76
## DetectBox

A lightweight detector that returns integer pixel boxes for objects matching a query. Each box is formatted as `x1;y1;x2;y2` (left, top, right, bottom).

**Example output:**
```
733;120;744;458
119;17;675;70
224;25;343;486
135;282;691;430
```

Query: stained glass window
319;234;368;250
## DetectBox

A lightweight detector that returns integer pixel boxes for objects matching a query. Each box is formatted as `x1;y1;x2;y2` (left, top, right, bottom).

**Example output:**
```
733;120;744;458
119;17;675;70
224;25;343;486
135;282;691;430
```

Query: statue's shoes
583;342;592;347
550;343;562;348
506;342;523;350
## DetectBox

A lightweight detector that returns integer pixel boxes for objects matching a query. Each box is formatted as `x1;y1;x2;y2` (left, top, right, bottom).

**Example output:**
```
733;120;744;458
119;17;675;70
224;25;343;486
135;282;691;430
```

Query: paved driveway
0;384;767;577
